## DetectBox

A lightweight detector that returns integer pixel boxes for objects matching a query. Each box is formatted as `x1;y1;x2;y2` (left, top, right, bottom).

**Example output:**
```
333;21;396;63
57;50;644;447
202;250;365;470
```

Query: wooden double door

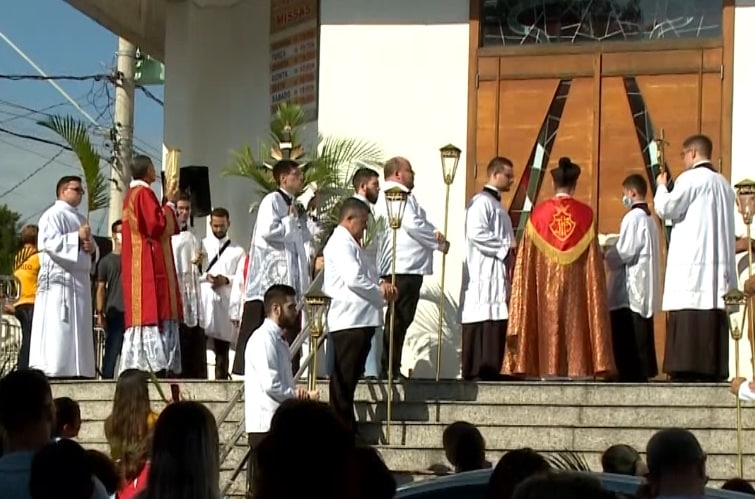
472;44;727;371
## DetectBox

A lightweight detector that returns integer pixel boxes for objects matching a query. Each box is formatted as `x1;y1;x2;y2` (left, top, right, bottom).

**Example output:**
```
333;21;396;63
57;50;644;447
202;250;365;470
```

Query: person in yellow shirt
10;224;40;369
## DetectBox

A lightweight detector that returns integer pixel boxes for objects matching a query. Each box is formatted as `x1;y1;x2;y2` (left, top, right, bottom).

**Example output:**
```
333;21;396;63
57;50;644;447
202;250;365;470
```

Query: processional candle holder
435;144;461;383
0;275;21;373
304;289;331;392
725;289;749;478
735;179;755;373
384;187;408;445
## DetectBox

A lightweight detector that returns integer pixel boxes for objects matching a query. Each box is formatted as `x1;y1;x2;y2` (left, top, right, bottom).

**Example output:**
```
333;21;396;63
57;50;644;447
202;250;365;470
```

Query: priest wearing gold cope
502;157;616;379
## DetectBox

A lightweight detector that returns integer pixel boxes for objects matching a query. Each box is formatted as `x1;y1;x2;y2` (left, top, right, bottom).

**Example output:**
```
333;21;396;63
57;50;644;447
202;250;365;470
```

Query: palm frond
223;143;278;194
270;101;306;143
38;115;109;214
547;451;592;472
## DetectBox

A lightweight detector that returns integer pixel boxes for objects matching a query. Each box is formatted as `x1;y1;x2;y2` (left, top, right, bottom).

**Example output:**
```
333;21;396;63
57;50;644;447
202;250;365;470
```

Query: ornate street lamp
436;144;461;382
735;179;755;374
304;288;331;392
384;186;408;444
725;289;748;478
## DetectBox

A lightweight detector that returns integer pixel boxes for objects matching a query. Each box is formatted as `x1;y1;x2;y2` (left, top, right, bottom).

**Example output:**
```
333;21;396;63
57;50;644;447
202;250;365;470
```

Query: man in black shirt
95;220;125;378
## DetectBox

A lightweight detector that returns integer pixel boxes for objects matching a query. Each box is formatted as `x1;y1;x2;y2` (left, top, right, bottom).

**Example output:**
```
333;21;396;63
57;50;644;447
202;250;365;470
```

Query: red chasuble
502;196;616;378
121;185;183;328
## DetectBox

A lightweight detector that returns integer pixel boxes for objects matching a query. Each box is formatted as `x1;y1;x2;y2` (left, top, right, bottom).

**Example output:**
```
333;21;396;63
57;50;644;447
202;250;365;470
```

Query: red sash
526;197;595;265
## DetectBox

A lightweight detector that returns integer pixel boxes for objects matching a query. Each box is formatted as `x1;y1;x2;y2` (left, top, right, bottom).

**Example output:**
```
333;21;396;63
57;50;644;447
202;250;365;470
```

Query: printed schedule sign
270;0;319;123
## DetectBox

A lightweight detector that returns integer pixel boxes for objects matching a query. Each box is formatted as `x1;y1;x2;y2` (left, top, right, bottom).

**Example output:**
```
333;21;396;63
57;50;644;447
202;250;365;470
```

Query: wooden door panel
539;78;595;206
475;80;499;196
496;79;561;207
701;72;723;163
598;76;648;235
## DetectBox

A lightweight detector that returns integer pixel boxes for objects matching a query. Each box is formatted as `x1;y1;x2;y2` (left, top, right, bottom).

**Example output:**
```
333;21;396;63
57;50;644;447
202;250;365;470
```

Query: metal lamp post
735;178;755;374
436;144;461;382
384;186;408;444
304;288;331;392
725;288;749;478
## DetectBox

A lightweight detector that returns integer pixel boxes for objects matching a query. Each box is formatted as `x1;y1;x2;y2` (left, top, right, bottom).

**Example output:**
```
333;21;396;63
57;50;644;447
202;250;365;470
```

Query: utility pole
110;37;137;230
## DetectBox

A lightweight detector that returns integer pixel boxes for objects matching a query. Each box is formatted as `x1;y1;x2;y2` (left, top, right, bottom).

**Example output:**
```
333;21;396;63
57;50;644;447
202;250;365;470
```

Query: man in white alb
655;134;737;382
323;198;397;432
200;207;245;380
374;157;449;380
605;174;661;382
29;176;98;378
232;159;312;376
459;157;516;381
244;284;318;495
172;193;206;378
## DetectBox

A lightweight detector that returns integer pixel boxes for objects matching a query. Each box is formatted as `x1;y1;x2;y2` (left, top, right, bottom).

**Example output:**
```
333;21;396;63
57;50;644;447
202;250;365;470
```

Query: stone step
51;380;741;407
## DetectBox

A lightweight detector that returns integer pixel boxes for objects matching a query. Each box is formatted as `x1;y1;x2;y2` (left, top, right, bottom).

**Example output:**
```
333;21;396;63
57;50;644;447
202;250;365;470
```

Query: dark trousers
247;432;267;496
212;339;230;380
232;300;301;375
179;324;207;379
13;303;33;369
329;327;375;433
102;310;125;379
381;274;423;378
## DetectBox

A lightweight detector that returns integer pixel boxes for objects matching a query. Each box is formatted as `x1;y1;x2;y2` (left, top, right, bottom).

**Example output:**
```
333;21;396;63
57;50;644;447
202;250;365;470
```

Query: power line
0;126;72;150
0;74;109;82
136;85;164;106
0;149;66;201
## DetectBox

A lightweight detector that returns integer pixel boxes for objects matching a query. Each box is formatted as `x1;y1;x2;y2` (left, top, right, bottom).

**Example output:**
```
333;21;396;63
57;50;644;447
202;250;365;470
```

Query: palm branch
38;115;109;217
547;451;592;472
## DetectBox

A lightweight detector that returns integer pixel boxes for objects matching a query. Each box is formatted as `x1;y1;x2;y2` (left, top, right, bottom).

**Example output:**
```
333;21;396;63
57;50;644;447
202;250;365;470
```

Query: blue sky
0;0;164;234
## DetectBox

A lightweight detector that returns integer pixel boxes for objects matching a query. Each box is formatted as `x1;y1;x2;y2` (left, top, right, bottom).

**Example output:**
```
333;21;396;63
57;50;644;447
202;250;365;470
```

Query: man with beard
244;284;319;495
200;208;245;380
459;157;516;380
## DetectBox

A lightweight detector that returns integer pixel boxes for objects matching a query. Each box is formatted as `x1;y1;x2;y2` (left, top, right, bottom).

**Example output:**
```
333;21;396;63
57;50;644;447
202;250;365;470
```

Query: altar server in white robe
323;198;397;432
374;157;449;380
605;174;661;382
200;207;245;380
351;167;383;378
172;194;206;378
29;175;98;378
233;159;312;375
459;157;516;381
655;134;737;382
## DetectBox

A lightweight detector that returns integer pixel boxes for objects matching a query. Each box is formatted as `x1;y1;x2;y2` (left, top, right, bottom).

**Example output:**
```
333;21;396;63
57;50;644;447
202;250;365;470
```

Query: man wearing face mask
200;208;245;380
120;155;183;377
95;220;126;379
604;174;661;382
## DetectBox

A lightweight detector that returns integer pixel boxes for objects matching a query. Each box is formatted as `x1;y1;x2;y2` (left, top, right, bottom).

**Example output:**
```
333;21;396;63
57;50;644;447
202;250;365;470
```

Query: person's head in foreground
601;444;647;477
551;157;581;195
645;427;707;498
142;401;219;499
442;421;488;473
721;477;755;495
264;284;299;330
53;396;81;440
512;472;617;499
0;369;54;454
487;448;551;499
30;439;93;499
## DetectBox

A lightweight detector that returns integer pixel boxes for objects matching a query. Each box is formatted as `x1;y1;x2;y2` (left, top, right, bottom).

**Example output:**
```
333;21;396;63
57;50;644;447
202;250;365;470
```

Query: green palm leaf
38;115;109;216
547;451;592;472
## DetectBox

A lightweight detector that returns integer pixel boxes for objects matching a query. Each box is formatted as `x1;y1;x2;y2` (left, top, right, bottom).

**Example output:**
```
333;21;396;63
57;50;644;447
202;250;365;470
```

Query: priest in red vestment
502;157;616;379
119;154;183;376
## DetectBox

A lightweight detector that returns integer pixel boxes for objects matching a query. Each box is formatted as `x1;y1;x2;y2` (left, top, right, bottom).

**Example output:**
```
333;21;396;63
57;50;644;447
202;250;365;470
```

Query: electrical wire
0;126;72;150
0;149;66;201
0;73;109;82
136;85;164;106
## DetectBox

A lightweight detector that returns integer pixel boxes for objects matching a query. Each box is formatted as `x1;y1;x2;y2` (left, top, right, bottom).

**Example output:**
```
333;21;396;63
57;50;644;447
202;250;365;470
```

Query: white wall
319;0;470;378
729;1;755;380
163;0;271;243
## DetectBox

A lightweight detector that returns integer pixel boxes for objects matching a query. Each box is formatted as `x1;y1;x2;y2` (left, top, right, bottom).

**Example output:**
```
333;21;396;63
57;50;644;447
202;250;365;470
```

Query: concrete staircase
51;380;754;497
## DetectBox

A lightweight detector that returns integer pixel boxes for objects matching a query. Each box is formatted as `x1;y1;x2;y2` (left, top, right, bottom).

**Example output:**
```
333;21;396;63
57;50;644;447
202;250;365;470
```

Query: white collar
483;184;501;192
554;193;572;199
210;235;230;246
130;179;151;188
279;187;296;198
353;193;371;205
54;199;79;213
263;318;286;340
382;180;410;193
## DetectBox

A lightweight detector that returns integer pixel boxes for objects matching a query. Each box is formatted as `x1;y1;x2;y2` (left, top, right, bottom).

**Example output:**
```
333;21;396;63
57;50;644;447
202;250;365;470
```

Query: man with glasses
28;176;98;379
655;134;737;382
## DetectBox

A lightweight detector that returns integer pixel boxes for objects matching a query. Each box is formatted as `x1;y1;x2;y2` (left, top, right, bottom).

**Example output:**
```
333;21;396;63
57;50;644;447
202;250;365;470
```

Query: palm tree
223;102;384;246
38;115;110;219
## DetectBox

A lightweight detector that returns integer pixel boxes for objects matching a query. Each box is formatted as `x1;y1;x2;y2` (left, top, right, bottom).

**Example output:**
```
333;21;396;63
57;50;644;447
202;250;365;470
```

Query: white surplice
604;203;662;318
459;188;515;324
171;229;202;327
243;190;312;302
199;235;245;342
229;255;247;324
244;318;297;433
374;180;443;277
29;200;98;378
323;226;384;332
654;164;737;310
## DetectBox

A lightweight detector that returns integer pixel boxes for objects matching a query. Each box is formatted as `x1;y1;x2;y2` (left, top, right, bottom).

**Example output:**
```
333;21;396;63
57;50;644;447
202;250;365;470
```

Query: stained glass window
482;0;723;46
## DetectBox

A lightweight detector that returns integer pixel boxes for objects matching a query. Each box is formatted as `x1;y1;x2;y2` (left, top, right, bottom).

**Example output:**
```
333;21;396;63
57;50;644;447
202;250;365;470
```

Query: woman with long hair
141;401;220;499
104;369;157;499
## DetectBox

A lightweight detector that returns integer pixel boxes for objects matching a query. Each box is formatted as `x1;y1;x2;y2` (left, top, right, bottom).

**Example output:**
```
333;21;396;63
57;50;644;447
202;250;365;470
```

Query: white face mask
114;233;122;244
